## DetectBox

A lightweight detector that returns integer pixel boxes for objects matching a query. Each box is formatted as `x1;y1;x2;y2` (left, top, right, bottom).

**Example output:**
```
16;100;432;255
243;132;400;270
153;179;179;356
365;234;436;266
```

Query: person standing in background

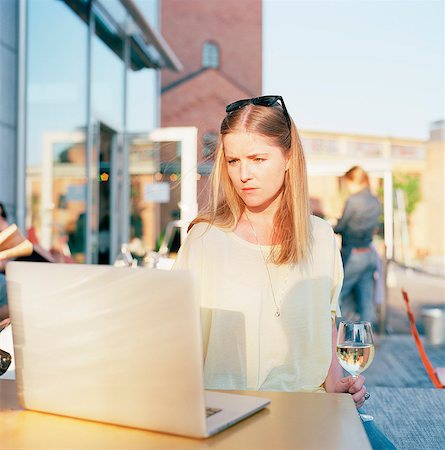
334;166;381;323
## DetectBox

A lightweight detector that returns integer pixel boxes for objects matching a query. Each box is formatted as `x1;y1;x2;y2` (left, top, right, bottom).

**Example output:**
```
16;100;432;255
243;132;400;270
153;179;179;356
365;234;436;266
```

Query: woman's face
223;132;289;212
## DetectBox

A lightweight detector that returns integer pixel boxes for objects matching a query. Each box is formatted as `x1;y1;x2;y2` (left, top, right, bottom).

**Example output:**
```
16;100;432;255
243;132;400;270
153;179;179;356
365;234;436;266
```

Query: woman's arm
324;321;367;408
324;321;345;391
333;198;353;235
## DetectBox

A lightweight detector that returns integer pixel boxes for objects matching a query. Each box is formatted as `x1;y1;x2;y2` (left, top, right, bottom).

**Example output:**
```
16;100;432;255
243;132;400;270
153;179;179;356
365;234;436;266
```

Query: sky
263;0;444;140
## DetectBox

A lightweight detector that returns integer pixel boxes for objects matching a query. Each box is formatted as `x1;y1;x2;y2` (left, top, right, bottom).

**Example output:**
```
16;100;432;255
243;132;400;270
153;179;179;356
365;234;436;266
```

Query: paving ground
384;262;445;334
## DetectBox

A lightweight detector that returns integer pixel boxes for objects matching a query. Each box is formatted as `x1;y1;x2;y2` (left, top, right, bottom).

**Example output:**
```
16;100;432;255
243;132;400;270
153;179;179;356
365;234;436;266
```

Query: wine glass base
359;413;374;422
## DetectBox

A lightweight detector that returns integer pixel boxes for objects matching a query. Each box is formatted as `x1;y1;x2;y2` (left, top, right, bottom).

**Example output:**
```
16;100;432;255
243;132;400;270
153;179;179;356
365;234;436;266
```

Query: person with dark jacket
334;166;381;323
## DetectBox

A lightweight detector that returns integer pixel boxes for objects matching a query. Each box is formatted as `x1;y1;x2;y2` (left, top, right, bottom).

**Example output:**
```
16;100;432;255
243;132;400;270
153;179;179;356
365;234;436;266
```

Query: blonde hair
190;103;312;264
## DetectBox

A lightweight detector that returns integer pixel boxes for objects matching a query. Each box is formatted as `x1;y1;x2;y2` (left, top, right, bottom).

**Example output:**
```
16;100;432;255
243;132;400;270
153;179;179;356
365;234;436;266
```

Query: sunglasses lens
226;100;249;113
254;96;279;106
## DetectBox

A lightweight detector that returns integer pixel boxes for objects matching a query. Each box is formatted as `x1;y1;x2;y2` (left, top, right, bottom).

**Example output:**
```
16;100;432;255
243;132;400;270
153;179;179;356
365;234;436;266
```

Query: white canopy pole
149;127;198;244
384;170;394;260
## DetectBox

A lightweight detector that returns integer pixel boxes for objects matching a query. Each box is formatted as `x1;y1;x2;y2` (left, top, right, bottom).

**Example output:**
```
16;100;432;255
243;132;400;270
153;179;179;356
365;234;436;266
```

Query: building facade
159;0;262;225
301;123;445;263
0;0;181;264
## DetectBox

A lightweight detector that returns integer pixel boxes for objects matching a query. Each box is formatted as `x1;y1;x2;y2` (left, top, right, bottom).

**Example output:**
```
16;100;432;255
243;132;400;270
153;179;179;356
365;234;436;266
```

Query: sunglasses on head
225;95;291;131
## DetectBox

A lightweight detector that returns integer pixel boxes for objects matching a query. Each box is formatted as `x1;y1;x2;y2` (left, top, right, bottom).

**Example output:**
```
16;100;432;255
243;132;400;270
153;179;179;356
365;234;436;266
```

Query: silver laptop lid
6;262;207;437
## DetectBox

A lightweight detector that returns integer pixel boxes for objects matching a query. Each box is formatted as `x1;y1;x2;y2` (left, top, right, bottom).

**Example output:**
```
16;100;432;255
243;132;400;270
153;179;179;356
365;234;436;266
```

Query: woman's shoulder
187;221;226;241
174;222;221;268
310;215;334;238
188;221;210;234
308;216;341;269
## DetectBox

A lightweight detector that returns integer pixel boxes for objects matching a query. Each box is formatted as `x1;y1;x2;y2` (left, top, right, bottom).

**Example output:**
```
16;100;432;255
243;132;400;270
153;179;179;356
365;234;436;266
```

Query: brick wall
160;0;262;210
162;69;252;209
162;69;252;150
160;0;262;95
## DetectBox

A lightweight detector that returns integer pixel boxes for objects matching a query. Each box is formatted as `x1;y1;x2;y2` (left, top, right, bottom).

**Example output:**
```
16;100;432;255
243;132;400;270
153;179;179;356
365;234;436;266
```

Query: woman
174;95;364;397
334;166;382;323
173;97;395;448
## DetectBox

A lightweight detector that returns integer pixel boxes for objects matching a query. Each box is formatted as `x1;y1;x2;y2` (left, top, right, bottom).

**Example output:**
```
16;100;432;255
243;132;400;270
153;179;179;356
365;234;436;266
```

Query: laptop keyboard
206;407;222;418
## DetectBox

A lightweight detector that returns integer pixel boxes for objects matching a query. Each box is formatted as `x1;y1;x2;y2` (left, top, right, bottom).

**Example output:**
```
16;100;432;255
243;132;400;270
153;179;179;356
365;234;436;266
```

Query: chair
401;288;445;388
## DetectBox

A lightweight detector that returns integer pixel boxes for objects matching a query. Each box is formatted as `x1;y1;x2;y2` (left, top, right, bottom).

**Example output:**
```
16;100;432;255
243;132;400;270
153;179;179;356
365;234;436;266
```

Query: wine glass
337;320;375;422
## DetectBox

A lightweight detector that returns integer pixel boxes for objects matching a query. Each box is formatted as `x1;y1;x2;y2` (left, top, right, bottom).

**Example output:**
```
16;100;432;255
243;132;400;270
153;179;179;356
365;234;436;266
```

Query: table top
0;379;371;449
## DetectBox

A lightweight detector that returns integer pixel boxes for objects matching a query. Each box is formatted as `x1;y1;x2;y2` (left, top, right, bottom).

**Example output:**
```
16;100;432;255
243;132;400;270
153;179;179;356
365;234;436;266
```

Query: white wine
336;344;375;376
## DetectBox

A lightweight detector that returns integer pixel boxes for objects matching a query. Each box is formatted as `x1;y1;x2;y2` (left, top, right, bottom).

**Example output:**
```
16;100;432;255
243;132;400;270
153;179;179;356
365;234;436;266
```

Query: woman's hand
334;375;367;408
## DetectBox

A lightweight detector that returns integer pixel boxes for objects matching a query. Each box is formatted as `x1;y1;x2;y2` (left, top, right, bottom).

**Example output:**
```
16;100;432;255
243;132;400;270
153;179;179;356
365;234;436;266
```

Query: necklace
244;212;288;318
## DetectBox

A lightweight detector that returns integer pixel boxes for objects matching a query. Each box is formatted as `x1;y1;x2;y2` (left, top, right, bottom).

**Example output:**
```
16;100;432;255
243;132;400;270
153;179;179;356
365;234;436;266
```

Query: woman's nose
240;163;252;182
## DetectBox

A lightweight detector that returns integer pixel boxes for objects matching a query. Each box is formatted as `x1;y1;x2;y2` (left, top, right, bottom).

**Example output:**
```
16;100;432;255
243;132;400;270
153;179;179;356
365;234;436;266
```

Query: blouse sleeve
330;232;344;320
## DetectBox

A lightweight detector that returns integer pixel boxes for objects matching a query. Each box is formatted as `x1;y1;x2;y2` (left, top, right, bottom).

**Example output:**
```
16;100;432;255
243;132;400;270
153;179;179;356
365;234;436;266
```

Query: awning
63;0;182;71
121;0;182;71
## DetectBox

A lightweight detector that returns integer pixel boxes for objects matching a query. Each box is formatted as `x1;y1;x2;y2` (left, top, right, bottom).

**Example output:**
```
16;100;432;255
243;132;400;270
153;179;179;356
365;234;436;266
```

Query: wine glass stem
351;375;374;422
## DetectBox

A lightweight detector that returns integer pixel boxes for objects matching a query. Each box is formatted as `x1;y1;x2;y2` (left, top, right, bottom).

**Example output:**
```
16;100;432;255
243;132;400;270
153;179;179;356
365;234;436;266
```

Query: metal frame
85;0;95;264
120;17;131;253
119;0;182;71
16;0;27;232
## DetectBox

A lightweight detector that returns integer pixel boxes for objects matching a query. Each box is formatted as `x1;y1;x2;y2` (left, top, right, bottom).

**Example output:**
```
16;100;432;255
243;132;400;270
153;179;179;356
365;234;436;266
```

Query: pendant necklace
244;212;289;318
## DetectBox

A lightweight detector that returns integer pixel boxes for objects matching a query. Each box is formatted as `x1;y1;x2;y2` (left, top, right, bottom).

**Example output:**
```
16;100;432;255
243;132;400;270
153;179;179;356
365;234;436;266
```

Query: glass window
127;69;158;132
91;34;124;131
128;137;183;258
26;0;162;265
202;131;218;157
202;41;219;68
26;0;87;263
126;0;162;256
89;25;125;264
128;137;161;254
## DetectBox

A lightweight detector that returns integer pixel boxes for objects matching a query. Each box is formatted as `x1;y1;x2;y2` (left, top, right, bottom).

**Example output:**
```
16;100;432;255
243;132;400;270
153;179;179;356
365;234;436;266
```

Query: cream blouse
173;215;343;392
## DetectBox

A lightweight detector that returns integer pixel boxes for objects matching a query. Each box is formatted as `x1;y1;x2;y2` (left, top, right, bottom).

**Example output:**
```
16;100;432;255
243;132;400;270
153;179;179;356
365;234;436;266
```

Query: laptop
6;261;270;438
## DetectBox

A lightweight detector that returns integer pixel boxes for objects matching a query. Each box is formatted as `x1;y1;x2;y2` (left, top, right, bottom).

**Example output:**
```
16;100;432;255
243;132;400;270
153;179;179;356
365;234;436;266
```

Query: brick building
160;0;262;211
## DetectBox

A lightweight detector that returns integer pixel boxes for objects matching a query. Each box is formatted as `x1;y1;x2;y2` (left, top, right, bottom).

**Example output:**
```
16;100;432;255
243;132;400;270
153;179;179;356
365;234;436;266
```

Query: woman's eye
254;157;265;162
227;159;238;165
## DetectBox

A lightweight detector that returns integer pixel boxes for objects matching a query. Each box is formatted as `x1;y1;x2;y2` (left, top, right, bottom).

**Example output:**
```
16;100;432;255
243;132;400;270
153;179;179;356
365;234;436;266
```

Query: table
0;379;371;449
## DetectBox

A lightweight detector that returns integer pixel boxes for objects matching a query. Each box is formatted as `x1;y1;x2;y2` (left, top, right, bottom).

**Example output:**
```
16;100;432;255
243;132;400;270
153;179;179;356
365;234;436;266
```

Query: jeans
340;249;378;323
359;408;397;449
